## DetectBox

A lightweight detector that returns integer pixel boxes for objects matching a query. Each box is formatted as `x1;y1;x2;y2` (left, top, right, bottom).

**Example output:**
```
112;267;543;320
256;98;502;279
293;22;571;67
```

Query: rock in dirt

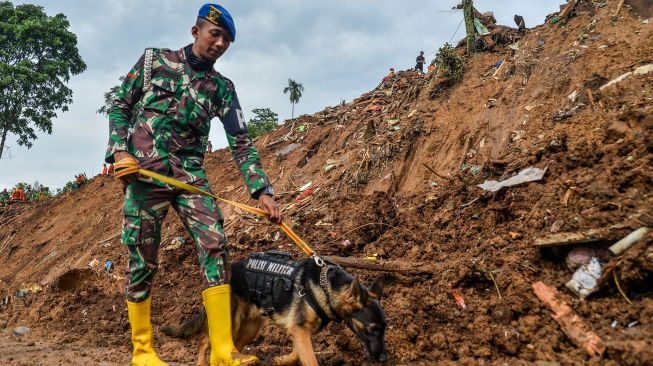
13;326;30;337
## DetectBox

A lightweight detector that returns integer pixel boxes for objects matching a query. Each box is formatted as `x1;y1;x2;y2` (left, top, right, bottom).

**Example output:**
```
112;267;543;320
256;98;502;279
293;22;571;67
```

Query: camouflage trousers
122;179;230;302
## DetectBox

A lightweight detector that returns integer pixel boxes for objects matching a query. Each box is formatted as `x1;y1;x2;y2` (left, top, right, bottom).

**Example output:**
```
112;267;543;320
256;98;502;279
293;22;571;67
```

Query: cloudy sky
0;0;559;191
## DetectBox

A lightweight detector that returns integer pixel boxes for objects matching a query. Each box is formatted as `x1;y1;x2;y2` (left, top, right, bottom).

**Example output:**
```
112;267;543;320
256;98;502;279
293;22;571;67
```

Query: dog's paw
273;354;298;366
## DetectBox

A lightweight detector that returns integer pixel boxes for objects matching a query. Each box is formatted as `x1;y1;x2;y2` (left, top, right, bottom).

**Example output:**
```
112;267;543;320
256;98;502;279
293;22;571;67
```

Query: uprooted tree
0;2;86;159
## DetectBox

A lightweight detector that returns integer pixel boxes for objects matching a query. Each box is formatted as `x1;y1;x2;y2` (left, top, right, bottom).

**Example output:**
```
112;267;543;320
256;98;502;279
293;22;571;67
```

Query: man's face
191;21;231;62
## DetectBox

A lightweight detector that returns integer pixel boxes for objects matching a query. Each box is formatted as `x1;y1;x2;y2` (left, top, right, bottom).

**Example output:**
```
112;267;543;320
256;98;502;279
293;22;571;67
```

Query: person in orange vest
11;186;27;202
382;67;395;83
428;63;436;74
75;174;87;188
102;163;109;175
108;163;115;175
39;191;45;202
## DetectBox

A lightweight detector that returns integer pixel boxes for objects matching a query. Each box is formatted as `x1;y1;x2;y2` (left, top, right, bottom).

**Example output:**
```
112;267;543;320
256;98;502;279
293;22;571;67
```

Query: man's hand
113;151;139;189
258;194;281;224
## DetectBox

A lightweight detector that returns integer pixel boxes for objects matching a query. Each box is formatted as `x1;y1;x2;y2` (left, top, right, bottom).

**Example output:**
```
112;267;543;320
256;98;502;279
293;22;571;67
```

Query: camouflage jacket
106;46;273;198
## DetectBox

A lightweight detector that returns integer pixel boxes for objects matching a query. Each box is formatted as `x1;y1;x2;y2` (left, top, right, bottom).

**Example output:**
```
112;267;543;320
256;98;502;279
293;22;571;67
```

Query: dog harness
244;251;302;315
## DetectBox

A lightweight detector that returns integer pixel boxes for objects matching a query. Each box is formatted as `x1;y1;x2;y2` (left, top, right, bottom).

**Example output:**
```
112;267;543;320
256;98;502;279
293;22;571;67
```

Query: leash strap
114;158;322;263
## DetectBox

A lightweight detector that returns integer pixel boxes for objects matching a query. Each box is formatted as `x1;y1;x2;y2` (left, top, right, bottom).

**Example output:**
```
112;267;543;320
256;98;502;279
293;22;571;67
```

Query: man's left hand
258;194;281;223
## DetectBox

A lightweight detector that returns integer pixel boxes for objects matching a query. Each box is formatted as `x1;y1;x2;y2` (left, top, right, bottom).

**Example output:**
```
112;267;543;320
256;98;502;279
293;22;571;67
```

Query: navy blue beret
198;3;236;42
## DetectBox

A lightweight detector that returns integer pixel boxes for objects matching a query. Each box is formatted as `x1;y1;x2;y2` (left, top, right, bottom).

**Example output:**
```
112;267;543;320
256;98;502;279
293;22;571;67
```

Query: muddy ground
1;1;652;365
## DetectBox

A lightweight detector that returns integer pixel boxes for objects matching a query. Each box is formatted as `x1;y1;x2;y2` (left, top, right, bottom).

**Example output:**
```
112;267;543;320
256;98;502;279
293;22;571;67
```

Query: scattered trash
537;38;545;46
562;186;577;206
273;232;281;241
387;119;399;125
486;98;497;108
469;165;481;176
298;181;312;191
324;164;336;172
340;239;352;249
297;124;306;132
524;105;536;111
275;143;300;157
567;90;579;103
599;64;653;91
511;130;525;142
553;104;584;121
15;290;26;298
88;258;100;268
392;125;401;131
164;237;186;251
365;253;379;261
566;228;649;298
105;260;114;273
628;321;639;328
450;287;466;310
611;320;618;328
532;281;605;356
608;227;650;256
18;283;43;293
477;166;547;192
566;257;604;298
13;326;30;337
294;188;314;202
407;109;417;118
430;181;438;187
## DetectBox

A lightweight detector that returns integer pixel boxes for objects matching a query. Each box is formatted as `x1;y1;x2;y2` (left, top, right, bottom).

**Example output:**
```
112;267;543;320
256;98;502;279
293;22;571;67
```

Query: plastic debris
295;188;314;202
387;119;399;125
365;253;379;261
105;260;114;273
13;326;30;337
478;166;547;192
164;237;185;251
566;257;603;298
599;64;653;91
451;288;466;309
298;181;312;191
340;239;352;249
297;124;306;132
88;258;100;268
18;283;43;293
609;227;650;255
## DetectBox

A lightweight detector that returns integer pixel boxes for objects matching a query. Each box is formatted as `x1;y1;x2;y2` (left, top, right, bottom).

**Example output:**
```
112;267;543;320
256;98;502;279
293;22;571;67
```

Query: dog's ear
369;277;384;299
350;278;367;303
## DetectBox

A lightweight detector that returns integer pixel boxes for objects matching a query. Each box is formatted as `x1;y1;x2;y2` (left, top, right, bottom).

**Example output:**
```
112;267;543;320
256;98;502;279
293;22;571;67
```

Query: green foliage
97;76;142;125
0;2;86;158
283;79;304;119
435;43;465;83
56;180;78;195
248;108;278;139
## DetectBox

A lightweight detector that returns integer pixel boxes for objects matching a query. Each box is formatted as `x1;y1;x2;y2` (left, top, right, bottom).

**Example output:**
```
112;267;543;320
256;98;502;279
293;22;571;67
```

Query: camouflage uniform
106;46;273;302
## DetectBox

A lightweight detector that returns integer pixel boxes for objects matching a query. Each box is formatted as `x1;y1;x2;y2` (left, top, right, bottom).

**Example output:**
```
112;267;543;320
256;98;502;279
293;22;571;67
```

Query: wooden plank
534;228;620;247
559;0;578;19
532;281;605;356
325;256;437;275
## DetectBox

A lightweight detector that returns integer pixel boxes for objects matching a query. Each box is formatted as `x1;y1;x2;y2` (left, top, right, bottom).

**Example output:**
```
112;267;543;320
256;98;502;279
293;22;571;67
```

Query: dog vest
244;251;302;315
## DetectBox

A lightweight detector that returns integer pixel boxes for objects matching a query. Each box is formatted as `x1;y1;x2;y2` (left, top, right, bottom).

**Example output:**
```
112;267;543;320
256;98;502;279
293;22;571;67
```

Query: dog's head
328;268;388;362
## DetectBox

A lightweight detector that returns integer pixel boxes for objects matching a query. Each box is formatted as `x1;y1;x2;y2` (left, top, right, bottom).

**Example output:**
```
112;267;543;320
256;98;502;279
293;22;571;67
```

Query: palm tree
283;79;304;119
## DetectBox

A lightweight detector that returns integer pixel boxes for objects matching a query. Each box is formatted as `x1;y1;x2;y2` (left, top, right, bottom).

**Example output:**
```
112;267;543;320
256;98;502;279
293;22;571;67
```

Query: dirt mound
1;2;652;365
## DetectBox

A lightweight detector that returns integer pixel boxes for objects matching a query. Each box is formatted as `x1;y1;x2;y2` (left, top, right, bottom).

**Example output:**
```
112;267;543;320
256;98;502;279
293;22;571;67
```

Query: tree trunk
291;102;295;119
462;0;475;55
0;129;7;160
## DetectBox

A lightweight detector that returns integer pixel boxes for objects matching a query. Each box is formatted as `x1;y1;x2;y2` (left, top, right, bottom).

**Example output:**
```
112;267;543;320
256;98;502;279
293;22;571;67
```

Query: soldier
105;3;279;366
0;189;8;207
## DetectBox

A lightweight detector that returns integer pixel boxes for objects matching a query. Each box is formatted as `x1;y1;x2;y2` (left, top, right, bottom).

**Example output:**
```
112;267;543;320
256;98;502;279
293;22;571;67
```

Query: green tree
248;108;278;139
0;2;86;159
283;79;304;119
435;43;465;83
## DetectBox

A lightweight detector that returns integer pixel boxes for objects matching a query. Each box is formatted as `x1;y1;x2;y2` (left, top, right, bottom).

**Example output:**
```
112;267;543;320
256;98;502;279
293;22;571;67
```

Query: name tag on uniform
246;258;296;277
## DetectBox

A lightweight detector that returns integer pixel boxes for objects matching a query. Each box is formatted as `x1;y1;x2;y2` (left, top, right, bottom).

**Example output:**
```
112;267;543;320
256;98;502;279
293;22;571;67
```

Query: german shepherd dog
163;252;388;365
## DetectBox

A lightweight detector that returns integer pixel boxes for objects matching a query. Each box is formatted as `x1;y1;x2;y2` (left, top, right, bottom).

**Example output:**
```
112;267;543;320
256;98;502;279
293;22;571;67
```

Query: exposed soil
1;2;652;365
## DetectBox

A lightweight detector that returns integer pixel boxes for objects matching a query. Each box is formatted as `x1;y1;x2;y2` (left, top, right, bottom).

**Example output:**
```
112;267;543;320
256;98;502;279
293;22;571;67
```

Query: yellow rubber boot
127;298;169;366
203;285;258;366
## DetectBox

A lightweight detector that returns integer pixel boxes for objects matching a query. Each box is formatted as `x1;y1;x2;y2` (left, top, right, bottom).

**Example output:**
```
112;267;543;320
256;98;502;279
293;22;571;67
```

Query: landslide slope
1;3;652;365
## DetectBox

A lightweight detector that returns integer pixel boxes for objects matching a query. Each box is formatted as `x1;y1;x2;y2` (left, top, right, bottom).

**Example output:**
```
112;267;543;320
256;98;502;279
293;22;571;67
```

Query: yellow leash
114;158;324;266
